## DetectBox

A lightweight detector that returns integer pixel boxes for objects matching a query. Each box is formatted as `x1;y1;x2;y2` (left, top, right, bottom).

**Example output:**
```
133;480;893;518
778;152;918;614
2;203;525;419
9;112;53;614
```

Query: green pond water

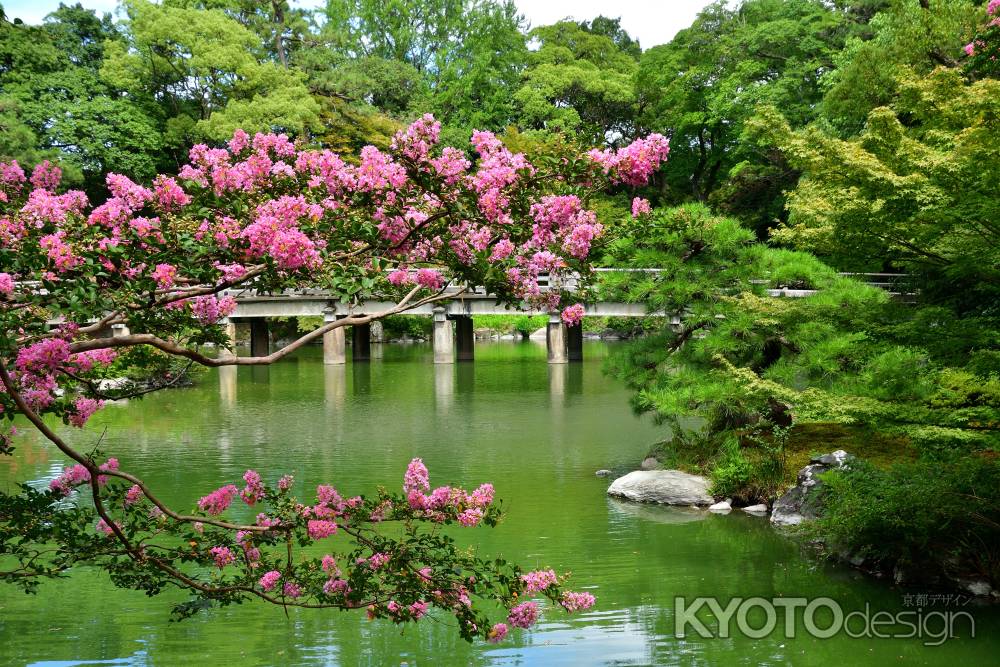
1;342;997;666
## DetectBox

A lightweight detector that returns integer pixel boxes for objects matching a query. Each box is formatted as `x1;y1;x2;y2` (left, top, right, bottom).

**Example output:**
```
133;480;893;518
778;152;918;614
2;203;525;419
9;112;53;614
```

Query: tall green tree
635;0;846;233
320;0;527;135
102;0;321;145
514;19;638;144
0;3;164;189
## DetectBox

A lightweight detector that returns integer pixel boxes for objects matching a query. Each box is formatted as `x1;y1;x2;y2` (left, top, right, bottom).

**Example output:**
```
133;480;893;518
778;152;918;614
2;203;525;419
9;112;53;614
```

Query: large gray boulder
771;450;853;527
607;470;713;506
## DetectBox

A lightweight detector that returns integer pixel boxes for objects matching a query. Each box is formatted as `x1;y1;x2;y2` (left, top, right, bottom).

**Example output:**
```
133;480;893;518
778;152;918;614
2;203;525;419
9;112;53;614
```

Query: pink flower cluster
69;397;104;427
188;295;236;325
589;134;671;186
259;570;281;591
197;484;239;515
487;622;509;643
307;519;338;540
49;457;118;496
521;569;558;593
561;303;585;327
210;545;235;569
30;161;61;192
507;601;539;629
403;458;495;526
632;197;652;217
560;591;596;613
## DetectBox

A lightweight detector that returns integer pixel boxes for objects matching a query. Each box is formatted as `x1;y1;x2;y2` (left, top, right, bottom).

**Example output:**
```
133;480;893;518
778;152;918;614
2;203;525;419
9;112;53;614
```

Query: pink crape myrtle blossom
631;197;652;217
508;601;540;628
259;570;281;591
198;484;239;515
521;569;558;593
0;113;673;643
487;623;509;643
30;161;61;192
210;546;236;569
125;484;143;505
307;519;338;540
69;397;103;427
561;591;597;613
561;303;585;327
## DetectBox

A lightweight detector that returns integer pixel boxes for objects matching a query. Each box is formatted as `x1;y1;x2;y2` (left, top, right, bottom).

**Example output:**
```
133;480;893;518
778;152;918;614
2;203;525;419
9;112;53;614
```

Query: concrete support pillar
322;312;345;365
219;318;237;360
370;320;384;343
111;323;130;338
455;315;474;362
433;307;453;364
352;321;371;362
250;319;269;357
567;323;583;362
547;312;567;364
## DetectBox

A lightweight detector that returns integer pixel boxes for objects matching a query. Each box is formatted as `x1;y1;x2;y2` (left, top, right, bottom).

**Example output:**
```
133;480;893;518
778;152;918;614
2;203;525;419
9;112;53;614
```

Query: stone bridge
211;270;910;364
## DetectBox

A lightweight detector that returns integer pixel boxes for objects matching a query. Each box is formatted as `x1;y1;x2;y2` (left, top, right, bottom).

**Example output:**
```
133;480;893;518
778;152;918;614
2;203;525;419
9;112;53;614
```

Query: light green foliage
820;0;980;135
515;18;638;144
103;0;320;143
607;205;1000;504
753;68;1000;309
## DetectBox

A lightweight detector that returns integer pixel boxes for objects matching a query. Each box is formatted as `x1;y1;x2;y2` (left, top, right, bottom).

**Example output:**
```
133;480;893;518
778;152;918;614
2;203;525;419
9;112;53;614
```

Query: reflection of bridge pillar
434;363;453;413
324;363;346;412
219;365;237;406
220;318;237;360
352;361;371;395
352;321;371;362
322;312;345;365
547;312;567;364
567;323;583;362
433;307;453;364
549;362;566;401
249;319;269;357
455;315;474;362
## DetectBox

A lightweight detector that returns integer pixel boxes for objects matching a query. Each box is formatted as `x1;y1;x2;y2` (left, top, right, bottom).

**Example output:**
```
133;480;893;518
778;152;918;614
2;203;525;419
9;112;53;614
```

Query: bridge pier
547;312;567;364
433;306;453;363
567;323;583;362
454;315;474;362
249;319;269;357
111;323;130;338
219;318;237;360
352;321;371;362
322;312;345;365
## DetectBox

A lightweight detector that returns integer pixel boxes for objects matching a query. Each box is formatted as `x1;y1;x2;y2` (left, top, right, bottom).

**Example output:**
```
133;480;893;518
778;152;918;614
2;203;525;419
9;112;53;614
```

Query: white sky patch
4;0;716;48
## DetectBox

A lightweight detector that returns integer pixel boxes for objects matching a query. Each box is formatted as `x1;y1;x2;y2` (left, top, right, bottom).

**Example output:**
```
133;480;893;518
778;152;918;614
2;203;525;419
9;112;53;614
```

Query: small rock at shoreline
708;500;732;512
607;470;713;506
742;504;769;514
595;469;612;477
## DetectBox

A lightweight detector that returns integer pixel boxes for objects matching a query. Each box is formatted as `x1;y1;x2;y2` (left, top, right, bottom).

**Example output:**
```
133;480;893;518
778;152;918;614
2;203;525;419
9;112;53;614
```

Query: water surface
1;342;996;666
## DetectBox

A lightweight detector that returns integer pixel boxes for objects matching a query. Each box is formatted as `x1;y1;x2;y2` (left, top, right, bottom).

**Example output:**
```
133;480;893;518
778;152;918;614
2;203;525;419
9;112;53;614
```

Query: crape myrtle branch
0;114;668;639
